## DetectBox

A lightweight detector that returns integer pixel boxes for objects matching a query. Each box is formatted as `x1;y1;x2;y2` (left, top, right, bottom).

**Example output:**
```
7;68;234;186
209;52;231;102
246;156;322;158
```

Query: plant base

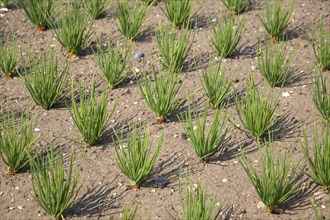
209;102;215;110
267;206;275;213
67;50;77;61
131;184;140;190
156;116;165;124
6;167;15;175
5;74;12;80
37;26;45;32
271;37;277;44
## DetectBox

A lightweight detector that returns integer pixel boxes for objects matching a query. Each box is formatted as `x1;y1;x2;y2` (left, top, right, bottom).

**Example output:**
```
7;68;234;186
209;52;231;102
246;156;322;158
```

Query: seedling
83;0;111;19
0;105;38;174
312;16;330;71
0;36;19;79
257;42;296;88
17;0;54;32
28;145;82;220
69;79;117;146
21;49;70;110
51;3;93;59
301;124;329;191
138;68;184;124
258;0;296;43
200;61;232;109
115;124;163;189
95;38;132;90
221;0;250;15
0;0;13;7
240;144;302;213
156;25;194;73
121;206;138;220
312;72;330;124
115;0;152;41
179;105;229;163
160;0;196;29
233;74;283;140
210;15;245;59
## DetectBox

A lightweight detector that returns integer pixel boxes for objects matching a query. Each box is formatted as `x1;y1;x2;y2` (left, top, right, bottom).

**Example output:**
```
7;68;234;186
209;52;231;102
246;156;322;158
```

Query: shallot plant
0;36;19;79
312;16;330;71
221;0;250;15
83;0;111;19
312;72;330;124
0;0;13;7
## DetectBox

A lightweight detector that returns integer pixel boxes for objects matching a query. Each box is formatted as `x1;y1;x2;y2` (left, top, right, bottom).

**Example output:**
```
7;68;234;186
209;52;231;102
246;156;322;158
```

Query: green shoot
234;74;283;140
257;42;296;88
210;15;245;59
258;0;296;43
95;37;132;90
0;0;13;8
156;25;194;73
312;16;330;71
179;105;229;163
17;0;54;32
0;36;19;79
28;145;82;220
69;79;117;146
21;49;70;110
121;206;138;220
301;124;329;191
138;67;184;124
200;61;232;109
115;0;152;41
240;144;302;213
0;105;38;174
114;124;163;189
221;0;250;15
83;0;111;19
312;72;330;124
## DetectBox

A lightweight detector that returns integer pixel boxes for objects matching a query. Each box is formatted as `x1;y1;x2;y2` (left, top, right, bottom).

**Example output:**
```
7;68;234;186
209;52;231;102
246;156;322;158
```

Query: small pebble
18;206;23;210
222;178;228;183
282;92;290;97
34;128;40;132
134;51;145;60
257;201;266;209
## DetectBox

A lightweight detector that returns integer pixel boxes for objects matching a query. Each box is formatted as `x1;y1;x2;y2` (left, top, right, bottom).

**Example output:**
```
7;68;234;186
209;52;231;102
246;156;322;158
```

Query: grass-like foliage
51;3;93;59
95;37;132;90
301;124;329;191
312;16;330;71
179;105;229;163
0;105;38;174
28;145;82;220
200;61;232;109
17;0;54;32
310;198;328;220
221;0;249;15
121;206;138;220
115;124;163;189
21;49;70;110
257;42;296;88
115;0;151;41
160;0;196;29
156;25;194;73
210;15;245;59
0;0;13;7
234;75;282;140
312;72;330;124
0;36;19;79
171;177;221;219
69;79;117;146
83;0;111;19
258;0;296;43
138;68;184;124
240;144;302;213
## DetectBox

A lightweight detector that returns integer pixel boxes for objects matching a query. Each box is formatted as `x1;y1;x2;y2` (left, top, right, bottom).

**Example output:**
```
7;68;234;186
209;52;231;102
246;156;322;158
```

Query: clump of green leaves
115;124;163;189
312;72;330;124
156;25;194;73
312;16;330;71
121;206;138;220
83;0;111;19
257;42;296;87
234;75;283;140
179;105;229;163
258;0;296;43
170;177;222;219
310;198;329;220
18;0;54;32
240;144;302;213
28;145;82;220
221;0;250;15
51;3;93;59
0;105;38;174
301;124;329;191
200;61;232;109
115;0;151;41
0;36;19;79
138;68;184;124
69;79;117;146
210;15;245;59
21;49;70;110
95;37;132;90
0;0;13;7
160;0;196;29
